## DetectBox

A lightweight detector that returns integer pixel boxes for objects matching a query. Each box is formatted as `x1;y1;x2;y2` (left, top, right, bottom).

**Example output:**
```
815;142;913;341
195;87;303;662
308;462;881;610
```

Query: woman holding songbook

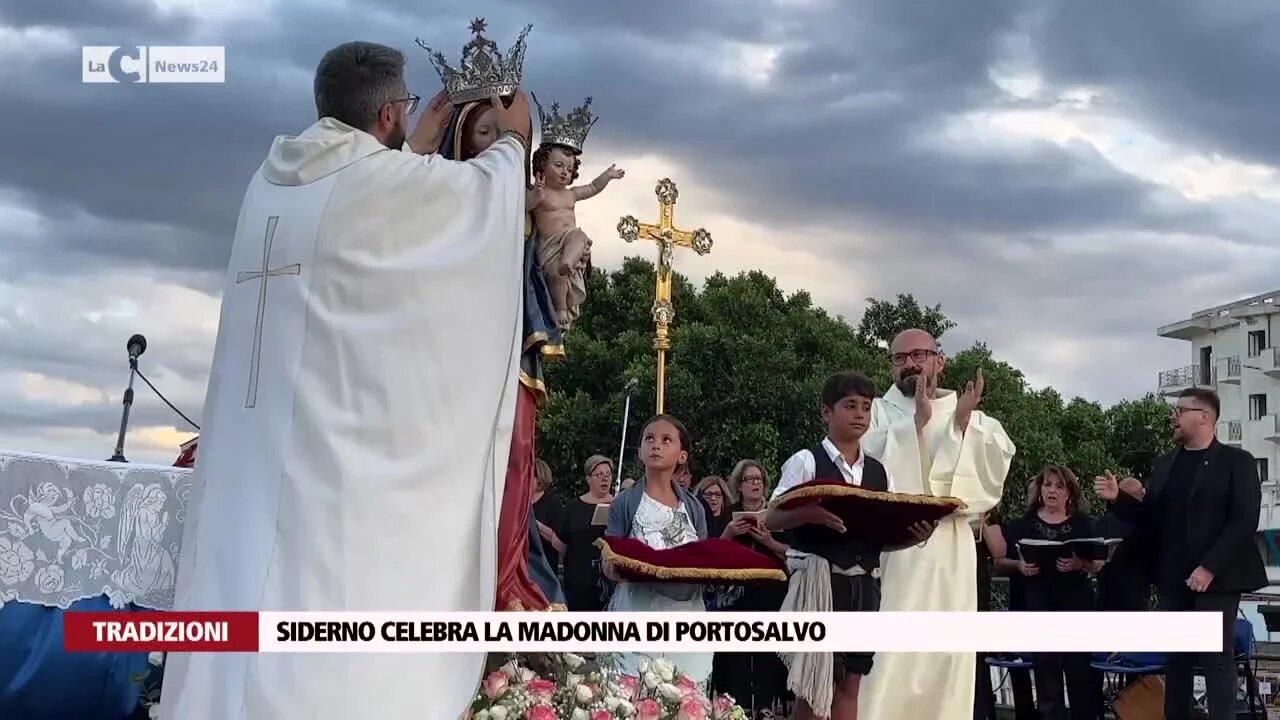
712;459;792;717
998;466;1103;720
602;415;713;685
556;455;615;611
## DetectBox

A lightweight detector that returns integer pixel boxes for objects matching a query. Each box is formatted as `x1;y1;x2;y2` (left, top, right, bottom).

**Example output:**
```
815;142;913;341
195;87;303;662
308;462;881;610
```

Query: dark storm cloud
0;0;1224;282
496;0;1218;240
1035;0;1280;166
0;0;190;33
0;0;1277;436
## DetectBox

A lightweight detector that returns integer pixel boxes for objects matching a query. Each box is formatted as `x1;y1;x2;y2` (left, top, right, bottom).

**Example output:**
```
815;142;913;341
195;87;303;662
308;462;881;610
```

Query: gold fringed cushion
595;536;787;584
769;480;967;547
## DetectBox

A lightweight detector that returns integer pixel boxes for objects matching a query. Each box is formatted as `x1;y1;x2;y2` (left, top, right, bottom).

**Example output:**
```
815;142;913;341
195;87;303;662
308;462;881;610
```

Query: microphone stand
614;382;637;494
108;355;139;463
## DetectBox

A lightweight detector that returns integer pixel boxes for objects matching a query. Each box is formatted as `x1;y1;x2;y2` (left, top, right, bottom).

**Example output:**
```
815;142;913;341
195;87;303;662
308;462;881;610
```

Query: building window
1250;393;1268;421
1248;330;1267;358
1259;458;1270;484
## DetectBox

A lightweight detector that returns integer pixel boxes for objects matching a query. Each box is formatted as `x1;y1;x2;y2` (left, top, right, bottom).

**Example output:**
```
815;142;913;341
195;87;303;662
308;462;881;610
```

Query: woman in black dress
1002;466;1101;720
555;454;614;612
710;459;791;718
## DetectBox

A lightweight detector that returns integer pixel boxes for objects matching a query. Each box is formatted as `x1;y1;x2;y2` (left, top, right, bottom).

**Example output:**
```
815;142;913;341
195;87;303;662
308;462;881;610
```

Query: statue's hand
605;164;625;180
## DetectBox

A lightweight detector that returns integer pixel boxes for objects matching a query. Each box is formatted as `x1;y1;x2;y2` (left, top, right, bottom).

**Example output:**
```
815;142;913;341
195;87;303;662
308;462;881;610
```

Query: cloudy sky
2;0;1279;464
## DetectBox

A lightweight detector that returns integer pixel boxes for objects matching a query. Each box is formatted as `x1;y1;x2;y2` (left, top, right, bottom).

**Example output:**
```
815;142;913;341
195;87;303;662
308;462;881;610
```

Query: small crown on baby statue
416;18;532;105
533;94;598;154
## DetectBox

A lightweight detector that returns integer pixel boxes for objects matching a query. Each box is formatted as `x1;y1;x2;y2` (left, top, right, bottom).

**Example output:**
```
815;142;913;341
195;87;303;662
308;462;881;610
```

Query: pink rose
712;695;735;718
483;670;509;699
591;711;613;720
677;697;708;720
635;698;662;720
526;705;558;720
618;675;640;700
526;678;557;702
675;675;699;697
680;696;711;717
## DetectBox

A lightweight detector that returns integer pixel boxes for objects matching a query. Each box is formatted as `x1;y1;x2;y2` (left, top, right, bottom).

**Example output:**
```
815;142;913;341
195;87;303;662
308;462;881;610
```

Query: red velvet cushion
595;536;787;584
770;479;966;547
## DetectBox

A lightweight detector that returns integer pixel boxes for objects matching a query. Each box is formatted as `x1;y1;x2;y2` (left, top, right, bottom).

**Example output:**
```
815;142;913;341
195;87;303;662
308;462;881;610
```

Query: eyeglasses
741;476;764;484
394;94;421;114
1172;407;1207;417
890;349;938;366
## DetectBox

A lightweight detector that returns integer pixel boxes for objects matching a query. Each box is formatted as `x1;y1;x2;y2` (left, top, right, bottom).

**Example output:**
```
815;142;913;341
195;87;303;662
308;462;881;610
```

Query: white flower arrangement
470;654;747;720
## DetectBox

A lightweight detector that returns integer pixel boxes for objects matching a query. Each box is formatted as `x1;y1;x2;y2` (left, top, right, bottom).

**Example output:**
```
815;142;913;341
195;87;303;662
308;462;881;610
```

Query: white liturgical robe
159;119;526;720
857;385;1015;720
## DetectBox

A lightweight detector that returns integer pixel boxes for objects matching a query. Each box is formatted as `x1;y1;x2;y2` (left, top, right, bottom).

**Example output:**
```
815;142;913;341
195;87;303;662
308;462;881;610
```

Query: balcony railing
1158;364;1214;392
1261;348;1280;378
1221;419;1243;444
1259;414;1280;442
1219;355;1242;383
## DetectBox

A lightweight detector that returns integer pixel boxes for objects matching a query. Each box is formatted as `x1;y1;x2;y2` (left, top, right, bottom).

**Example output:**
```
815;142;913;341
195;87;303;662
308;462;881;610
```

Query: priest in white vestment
857;329;1015;719
160;42;532;720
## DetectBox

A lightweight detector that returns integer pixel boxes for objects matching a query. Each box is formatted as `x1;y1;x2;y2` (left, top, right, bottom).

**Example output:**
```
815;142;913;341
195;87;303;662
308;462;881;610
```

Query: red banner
63;611;259;652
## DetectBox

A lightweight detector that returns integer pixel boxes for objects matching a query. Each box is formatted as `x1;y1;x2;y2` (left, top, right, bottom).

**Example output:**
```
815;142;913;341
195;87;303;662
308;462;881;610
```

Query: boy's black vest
784;444;890;573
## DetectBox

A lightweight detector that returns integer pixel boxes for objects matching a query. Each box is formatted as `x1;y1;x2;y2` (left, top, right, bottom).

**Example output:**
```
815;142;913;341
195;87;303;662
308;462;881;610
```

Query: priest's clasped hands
1093;470;1214;593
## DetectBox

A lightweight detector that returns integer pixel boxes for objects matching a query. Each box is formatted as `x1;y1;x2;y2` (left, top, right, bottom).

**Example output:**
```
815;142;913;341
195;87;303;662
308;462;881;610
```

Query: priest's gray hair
314;41;407;131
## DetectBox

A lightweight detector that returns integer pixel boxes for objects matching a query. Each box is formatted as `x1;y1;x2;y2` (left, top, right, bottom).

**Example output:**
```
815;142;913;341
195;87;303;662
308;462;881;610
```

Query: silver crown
416;18;531;105
533;94;598;154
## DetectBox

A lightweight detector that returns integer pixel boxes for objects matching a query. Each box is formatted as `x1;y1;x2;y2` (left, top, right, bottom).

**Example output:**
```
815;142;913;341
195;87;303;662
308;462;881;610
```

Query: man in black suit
1095;387;1267;720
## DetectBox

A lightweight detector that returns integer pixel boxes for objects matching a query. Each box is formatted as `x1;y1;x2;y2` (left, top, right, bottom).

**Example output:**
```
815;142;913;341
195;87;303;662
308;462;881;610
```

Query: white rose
519;667;536;684
563;653;585;669
642;671;660;689
475;711;490;720
571;709;590;720
615;700;635;717
148;706;160;720
566;673;583;688
490;706;508;720
652;658;675;682
575;684;594;703
148;651;164;667
657;683;683;702
637;659;650;674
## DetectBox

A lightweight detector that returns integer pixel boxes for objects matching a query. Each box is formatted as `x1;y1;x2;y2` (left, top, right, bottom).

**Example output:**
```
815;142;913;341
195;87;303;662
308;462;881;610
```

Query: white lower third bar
147;46;224;83
257;611;1225;654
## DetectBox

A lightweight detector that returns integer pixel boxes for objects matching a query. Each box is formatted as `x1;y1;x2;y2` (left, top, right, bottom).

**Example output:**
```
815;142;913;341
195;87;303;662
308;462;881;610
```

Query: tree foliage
537;258;1173;519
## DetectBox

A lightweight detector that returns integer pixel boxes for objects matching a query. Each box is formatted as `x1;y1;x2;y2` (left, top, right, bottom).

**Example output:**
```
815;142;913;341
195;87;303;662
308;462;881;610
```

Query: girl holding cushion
602;414;712;685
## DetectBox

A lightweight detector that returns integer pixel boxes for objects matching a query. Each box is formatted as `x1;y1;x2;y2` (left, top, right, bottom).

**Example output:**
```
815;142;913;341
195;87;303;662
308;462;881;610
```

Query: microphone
127;334;147;363
625;378;639;393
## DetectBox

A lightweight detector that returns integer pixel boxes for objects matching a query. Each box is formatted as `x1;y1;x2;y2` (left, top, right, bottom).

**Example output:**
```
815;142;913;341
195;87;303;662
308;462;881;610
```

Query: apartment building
1157;288;1280;529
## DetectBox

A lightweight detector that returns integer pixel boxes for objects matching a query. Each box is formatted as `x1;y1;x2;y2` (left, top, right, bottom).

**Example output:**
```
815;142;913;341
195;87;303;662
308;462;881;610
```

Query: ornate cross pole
617;178;713;414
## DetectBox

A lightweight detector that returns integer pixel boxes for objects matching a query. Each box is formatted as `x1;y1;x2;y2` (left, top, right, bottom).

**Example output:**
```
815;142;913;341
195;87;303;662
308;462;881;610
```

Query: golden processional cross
617;178;713;414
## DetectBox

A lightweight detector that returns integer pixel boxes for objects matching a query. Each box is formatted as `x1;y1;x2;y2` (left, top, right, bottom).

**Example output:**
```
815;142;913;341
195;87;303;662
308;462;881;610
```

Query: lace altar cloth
0;449;191;610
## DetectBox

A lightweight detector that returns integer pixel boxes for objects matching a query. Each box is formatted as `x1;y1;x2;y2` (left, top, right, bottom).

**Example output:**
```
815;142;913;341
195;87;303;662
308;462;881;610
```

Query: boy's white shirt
772;437;898;498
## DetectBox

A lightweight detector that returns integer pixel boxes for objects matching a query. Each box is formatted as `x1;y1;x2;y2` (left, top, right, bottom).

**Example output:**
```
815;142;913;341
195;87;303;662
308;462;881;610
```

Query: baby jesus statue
529;95;623;332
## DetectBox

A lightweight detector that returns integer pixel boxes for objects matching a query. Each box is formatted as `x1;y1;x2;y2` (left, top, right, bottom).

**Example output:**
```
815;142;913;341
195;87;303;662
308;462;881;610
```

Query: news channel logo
82;46;225;83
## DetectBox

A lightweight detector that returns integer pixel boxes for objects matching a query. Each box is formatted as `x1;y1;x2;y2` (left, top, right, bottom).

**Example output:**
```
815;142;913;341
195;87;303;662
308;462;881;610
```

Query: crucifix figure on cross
235;215;301;409
617;178;713;414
